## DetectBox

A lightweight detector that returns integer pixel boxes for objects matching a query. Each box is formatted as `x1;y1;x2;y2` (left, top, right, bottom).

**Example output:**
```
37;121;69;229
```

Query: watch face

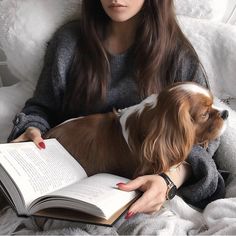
167;186;177;200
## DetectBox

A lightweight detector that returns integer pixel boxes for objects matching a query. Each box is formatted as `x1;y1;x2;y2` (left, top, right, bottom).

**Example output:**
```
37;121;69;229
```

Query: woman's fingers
117;176;148;192
26;127;45;149
11;133;28;143
128;188;165;215
117;175;168;218
11;127;45;149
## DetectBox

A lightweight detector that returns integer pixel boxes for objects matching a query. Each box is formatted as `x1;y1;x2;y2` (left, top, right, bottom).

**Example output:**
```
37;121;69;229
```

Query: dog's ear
138;102;195;175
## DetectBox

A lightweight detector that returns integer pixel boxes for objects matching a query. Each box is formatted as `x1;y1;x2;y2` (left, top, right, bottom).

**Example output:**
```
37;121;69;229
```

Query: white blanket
178;16;236;100
1;195;236;235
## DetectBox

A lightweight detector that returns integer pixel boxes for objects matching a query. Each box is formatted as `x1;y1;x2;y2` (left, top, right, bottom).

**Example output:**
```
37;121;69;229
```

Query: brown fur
44;82;227;179
44;113;139;178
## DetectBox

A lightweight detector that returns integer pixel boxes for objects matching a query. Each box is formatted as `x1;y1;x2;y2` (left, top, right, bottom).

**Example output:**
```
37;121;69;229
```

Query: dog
44;82;228;179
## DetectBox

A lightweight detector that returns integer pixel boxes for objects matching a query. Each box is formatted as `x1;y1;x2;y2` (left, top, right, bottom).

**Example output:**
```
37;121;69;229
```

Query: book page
43;173;139;219
0;139;87;209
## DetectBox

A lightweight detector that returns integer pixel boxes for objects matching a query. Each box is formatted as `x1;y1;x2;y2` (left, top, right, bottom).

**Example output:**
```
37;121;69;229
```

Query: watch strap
159;173;177;200
160;173;173;186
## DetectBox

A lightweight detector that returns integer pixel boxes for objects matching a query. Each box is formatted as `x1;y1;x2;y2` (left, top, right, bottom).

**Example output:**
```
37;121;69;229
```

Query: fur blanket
1;189;236;235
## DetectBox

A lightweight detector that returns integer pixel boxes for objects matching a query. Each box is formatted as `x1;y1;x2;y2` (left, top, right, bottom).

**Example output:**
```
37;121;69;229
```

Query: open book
0;139;139;226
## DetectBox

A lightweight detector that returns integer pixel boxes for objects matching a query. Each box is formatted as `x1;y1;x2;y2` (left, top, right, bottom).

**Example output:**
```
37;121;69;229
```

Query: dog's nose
221;110;229;120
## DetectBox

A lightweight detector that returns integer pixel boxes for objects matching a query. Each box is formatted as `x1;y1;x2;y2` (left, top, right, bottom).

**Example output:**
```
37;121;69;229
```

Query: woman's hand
117;162;192;219
117;175;168;218
11;127;45;149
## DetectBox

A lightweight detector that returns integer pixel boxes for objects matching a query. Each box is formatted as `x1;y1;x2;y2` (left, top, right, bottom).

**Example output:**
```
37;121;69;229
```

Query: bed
0;0;236;234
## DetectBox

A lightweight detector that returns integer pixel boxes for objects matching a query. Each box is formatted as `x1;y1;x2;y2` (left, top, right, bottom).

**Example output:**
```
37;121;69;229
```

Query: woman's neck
104;15;139;55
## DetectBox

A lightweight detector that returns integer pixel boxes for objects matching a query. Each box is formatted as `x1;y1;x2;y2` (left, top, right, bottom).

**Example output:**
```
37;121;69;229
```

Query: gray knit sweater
8;21;225;208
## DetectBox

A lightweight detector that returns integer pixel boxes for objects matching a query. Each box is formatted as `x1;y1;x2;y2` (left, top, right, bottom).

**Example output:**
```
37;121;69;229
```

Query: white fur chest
118;94;158;147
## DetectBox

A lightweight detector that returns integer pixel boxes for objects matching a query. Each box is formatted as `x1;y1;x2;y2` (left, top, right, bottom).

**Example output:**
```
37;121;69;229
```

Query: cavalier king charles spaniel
44;82;228;178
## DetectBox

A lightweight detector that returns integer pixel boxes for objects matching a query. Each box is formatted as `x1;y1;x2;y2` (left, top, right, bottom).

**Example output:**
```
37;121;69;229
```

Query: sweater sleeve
178;139;225;209
8;21;79;142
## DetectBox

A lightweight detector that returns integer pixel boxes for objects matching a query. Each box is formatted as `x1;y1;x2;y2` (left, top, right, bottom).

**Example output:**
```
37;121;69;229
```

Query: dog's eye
201;112;209;119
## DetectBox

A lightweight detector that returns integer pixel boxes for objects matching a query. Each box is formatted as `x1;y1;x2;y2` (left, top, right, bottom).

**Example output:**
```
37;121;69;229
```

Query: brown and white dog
44;82;228;179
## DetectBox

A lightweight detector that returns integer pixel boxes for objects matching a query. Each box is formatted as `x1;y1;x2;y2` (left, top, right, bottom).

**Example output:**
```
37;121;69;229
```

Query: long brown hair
64;0;205;115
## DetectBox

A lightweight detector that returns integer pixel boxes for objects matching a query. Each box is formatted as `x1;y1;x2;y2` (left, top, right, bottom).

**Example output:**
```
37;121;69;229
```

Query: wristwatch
159;173;177;200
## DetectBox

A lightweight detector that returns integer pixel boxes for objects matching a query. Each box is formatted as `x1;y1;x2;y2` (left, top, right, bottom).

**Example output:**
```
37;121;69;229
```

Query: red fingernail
125;211;135;220
39;142;45;149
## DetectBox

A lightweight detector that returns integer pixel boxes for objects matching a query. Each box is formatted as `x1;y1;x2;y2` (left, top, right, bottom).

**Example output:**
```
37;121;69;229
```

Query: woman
8;0;225;218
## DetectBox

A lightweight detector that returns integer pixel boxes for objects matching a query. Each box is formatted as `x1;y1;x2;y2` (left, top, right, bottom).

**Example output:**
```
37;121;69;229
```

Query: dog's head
136;82;228;175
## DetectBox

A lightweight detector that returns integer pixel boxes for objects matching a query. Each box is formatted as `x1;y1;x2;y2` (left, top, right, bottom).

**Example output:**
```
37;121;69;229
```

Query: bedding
0;0;236;234
0;81;33;143
0;0;81;85
1;188;236;235
175;0;236;24
174;0;228;21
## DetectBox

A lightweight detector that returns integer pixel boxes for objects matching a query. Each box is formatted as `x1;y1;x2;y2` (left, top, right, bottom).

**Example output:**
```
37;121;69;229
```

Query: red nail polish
39;142;45;149
125;211;135;220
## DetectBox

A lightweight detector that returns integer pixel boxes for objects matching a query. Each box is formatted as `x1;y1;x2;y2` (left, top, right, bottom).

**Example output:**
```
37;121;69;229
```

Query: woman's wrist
164;162;192;188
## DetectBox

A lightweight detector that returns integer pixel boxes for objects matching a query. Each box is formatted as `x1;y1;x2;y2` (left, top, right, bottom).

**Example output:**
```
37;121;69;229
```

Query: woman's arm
118;139;225;218
117;162;191;218
178;139;225;208
165;161;192;188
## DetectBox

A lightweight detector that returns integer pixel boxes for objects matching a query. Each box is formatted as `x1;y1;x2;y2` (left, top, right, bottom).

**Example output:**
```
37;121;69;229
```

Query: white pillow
0;81;34;143
178;16;236;100
0;0;81;86
220;0;236;24
213;98;236;173
174;0;228;21
213;98;236;197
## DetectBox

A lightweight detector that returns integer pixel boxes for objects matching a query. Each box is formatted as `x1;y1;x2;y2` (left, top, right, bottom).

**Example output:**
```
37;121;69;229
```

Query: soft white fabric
0;0;81;86
1;195;236;235
178;16;236;99
0;80;33;143
213;98;236;201
175;0;236;24
229;98;236;110
221;0;236;24
214;98;236;176
174;0;228;21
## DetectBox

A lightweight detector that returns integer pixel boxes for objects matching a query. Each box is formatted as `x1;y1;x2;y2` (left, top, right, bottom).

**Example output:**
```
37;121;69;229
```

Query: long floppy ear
137;103;196;176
